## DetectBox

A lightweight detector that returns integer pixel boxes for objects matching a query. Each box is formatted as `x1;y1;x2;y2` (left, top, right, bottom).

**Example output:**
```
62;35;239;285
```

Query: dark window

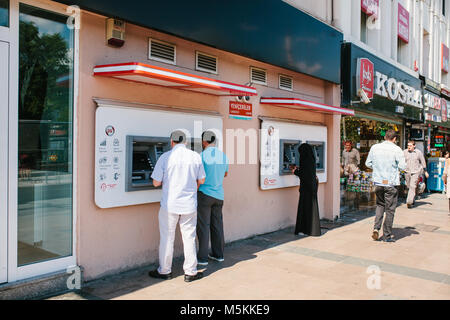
443;0;446;16
0;0;8;27
361;11;368;44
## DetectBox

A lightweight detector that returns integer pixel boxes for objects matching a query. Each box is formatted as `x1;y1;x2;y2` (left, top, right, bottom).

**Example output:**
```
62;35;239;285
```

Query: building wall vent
149;38;176;65
279;74;293;91
250;67;267;85
196;51;218;74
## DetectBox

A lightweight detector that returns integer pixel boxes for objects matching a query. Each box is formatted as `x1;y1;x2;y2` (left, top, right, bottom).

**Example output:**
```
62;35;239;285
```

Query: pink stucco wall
77;12;341;280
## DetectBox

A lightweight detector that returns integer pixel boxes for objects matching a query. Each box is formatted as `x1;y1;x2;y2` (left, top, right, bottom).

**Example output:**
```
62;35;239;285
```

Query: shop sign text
423;93;441;110
441;98;448;122
229;101;252;120
375;71;422;108
425;112;442;123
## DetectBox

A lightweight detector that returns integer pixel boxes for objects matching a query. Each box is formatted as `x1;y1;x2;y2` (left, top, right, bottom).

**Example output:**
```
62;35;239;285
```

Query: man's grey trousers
374;185;399;239
196;191;225;261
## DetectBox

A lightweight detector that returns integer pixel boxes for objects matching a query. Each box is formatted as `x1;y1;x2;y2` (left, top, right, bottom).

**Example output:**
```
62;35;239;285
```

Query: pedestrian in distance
292;143;321;237
366;129;406;243
442;151;450;213
403;140;427;208
148;130;206;282
196;131;229;266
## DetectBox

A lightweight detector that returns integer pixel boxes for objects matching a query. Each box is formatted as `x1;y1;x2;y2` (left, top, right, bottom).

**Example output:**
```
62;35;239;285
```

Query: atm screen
279;139;301;175
126;136;170;192
307;141;325;171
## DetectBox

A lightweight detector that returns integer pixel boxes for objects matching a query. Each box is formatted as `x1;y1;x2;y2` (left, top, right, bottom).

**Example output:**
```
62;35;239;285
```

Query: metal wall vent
279;75;293;91
149;39;176;64
250;67;267;85
196;52;218;74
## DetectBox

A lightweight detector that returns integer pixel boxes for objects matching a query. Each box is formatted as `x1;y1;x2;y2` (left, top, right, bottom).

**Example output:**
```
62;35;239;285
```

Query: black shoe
383;236;396;243
208;254;224;262
197;260;208;266
407;204;412;209
184;272;203;282
148;269;172;280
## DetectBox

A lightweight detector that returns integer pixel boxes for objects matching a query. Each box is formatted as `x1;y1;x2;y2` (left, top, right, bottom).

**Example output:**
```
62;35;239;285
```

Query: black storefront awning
53;0;343;84
341;42;423;121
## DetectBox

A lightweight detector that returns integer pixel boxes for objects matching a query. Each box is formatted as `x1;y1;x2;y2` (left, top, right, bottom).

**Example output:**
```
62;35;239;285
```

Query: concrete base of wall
0;267;83;300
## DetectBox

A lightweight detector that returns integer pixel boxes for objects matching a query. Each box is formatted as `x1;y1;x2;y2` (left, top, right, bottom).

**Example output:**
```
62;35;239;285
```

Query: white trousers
157;207;198;276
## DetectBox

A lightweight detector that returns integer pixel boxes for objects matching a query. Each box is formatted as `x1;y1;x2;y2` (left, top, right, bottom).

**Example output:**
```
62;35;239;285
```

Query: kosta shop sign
357;58;422;108
375;71;422;108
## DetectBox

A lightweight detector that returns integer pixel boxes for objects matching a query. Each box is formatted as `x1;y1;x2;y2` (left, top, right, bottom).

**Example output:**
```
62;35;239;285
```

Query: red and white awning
93;62;257;96
260;97;355;115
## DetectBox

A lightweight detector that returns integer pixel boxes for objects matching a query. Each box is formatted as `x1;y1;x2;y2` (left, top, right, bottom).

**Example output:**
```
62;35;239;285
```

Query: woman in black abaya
292;143;321;236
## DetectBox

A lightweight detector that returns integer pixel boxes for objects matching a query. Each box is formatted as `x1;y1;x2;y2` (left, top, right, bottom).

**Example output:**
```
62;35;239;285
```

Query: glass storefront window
18;4;74;266
0;0;8;27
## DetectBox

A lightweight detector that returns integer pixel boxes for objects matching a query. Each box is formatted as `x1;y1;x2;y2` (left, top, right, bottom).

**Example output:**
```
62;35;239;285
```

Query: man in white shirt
365;129;406;243
148;130;206;282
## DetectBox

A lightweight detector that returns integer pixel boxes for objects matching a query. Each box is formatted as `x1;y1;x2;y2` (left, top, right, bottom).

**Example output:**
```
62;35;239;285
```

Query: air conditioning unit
106;18;125;47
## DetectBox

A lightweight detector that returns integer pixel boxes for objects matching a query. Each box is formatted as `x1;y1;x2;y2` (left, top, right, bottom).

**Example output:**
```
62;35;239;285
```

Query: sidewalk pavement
48;192;450;300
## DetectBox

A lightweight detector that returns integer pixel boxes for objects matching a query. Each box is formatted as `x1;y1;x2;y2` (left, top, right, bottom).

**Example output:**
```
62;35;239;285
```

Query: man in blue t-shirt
196;131;229;266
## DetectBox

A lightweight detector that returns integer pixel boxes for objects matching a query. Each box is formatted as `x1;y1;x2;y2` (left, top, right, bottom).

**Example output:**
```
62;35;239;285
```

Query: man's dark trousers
197;191;224;261
374;185;399;239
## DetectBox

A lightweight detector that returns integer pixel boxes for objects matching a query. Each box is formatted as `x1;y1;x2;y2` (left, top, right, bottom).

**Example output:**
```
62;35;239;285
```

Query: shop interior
340;116;404;214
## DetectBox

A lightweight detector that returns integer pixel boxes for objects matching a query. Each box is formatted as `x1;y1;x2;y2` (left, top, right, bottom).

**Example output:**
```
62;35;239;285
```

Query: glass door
0;40;9;284
16;3;74;268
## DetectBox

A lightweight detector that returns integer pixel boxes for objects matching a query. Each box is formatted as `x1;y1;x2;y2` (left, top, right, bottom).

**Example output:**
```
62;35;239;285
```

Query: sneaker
407;203;413;209
148;269;172;280
372;229;379;241
184;272;203;282
197;260;208;266
208;254;224;262
383;236;396;243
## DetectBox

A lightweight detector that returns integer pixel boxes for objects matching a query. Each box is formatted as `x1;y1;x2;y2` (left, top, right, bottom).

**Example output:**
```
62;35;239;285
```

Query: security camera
243;96;250;103
357;89;371;104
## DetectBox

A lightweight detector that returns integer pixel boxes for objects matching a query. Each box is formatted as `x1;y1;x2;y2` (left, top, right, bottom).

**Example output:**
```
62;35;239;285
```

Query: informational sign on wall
229;101;252;120
95;103;223;209
260;119;327;190
398;3;409;43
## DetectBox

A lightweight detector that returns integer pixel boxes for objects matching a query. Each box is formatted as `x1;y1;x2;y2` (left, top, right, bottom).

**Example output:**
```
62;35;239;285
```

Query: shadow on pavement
57;192;437;300
412;201;433;208
72;226;311;300
391;227;420;241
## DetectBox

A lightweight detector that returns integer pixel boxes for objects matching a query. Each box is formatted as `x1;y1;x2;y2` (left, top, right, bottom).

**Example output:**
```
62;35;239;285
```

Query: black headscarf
297;143;317;191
